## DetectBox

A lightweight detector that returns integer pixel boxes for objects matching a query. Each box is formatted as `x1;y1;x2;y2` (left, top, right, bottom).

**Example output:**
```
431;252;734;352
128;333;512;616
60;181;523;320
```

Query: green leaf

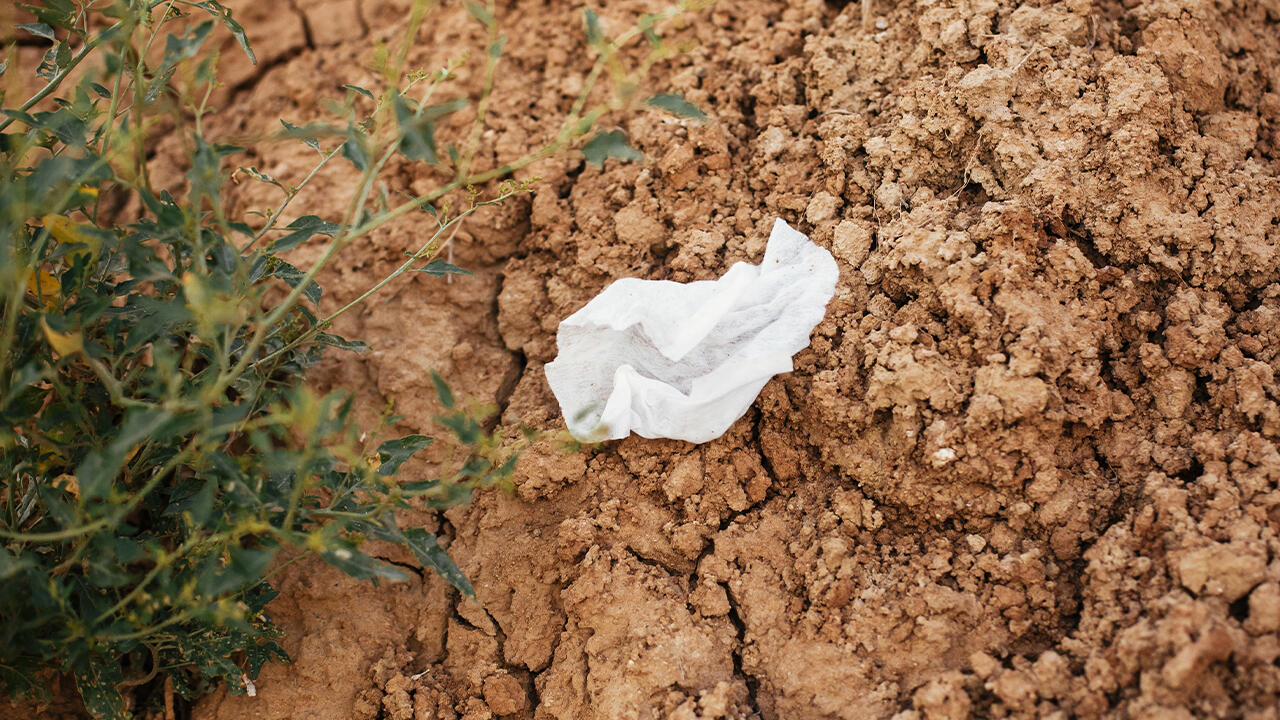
4;106;89;147
489;35;507;59
77;408;175;501
18;1;76;32
197;547;276;597
73;655;126;720
165;478;217;525
411;258;471;277
399;479;439;494
403;528;474;596
392;95;467;164
195;1;257;64
268;259;322;304
244;640;288;678
341;128;369;170
647;93;708;121
188;137;231;210
466;1;494;25
159;21;215;73
584;8;603;45
272;215;339;252
437;412;482;445
123;295;191;352
582;130;642;167
423;98;467;120
18;23;56;42
0;548;34;580
342;83;375;100
314;333;368;353
376;434;434;476
493;453;519;479
144;66;177;103
320;544;409;582
430;371;455;409
393;94;435;163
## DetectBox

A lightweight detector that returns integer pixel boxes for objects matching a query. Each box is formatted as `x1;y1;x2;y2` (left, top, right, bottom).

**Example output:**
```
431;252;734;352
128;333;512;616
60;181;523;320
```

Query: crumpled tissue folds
545;218;838;443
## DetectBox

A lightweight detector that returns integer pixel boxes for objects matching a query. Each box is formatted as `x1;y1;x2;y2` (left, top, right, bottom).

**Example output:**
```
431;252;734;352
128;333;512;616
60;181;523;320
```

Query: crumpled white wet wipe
544;218;838;443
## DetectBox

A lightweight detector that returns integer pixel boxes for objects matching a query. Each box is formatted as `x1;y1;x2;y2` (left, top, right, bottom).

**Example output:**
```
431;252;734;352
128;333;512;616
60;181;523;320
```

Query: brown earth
20;0;1280;717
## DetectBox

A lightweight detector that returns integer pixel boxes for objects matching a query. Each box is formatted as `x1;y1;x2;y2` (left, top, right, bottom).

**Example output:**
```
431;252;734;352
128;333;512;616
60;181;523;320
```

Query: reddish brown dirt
16;0;1280;717
204;0;1280;717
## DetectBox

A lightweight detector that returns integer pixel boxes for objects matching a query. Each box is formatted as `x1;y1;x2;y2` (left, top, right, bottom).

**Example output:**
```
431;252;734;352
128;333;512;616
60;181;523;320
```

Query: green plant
0;0;710;717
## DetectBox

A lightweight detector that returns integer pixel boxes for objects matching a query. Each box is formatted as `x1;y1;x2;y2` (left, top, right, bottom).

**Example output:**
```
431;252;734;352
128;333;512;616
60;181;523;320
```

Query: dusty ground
18;0;1280;717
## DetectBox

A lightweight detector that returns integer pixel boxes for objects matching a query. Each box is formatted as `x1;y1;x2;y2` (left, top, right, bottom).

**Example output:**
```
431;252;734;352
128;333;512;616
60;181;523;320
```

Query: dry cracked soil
13;0;1280;717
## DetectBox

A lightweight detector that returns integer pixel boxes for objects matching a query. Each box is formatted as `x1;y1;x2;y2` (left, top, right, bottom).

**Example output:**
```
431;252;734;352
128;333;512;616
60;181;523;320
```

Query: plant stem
239;146;343;254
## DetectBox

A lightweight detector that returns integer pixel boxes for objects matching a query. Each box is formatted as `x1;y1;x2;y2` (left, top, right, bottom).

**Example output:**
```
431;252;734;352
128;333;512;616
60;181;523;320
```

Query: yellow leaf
41;317;84;357
40;214;101;264
25;269;61;309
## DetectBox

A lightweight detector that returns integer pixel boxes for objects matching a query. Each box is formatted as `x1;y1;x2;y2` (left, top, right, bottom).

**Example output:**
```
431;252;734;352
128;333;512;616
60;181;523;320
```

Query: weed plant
0;0;709;716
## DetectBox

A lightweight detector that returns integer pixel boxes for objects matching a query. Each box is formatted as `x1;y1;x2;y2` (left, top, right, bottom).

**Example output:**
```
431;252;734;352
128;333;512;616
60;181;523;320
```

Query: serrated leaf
244;641;288;678
647;93;708;121
403;528;474;596
411;258;471;277
376;434;434;476
582;129;642;167
74;655;126;720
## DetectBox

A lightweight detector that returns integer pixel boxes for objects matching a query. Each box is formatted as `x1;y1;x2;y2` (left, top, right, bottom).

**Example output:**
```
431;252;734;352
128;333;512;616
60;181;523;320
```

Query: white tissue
544;218;839;443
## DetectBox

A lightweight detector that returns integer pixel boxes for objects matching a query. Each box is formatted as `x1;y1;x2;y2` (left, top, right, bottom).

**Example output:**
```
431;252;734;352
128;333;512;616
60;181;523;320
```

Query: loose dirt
24;0;1280;717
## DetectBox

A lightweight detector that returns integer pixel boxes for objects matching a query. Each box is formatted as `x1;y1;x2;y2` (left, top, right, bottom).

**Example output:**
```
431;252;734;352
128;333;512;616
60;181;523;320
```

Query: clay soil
20;0;1280;717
